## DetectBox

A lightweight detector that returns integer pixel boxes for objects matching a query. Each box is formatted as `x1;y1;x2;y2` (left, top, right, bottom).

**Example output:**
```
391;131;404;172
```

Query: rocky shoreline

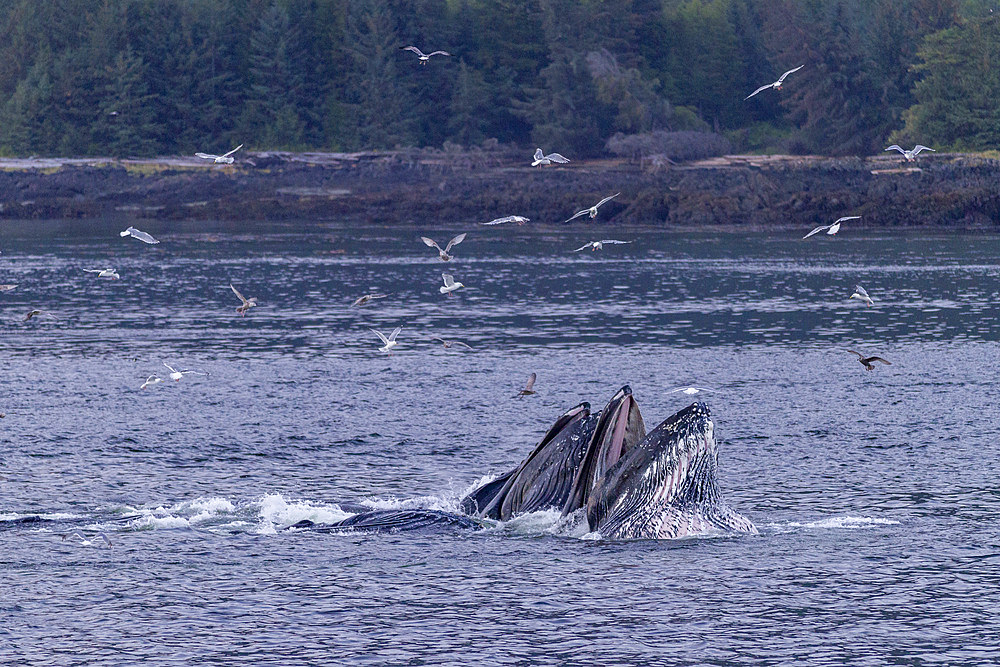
1;149;999;228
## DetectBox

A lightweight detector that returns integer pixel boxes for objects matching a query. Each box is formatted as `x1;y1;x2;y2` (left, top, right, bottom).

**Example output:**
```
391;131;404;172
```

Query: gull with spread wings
372;326;402;355
421;233;466;261
483;215;530;226
565;193;620;222
574;239;632;252
745;65;805;100
195;144;243;164
850;285;874;307
351;293;388;307
163;362;208;382
531;148;570;167
120;226;159;244
401;46;451;64
884;144;935;162
84;268;120;279
514;373;537;399
802;216;861;239
230;283;257;316
848;350;891;372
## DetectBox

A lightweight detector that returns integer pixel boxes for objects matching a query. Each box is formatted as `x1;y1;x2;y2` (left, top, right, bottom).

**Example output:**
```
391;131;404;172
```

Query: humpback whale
306;386;755;540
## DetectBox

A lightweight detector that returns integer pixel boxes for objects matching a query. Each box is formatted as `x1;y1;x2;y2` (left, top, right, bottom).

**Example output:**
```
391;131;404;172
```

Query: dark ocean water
2;220;999;666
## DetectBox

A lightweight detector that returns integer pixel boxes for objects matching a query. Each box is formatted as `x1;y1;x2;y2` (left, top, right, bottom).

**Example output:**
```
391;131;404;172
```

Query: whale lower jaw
595;502;757;540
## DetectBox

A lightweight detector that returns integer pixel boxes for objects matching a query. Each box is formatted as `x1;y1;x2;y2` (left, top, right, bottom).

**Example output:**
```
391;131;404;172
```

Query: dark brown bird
848;350;892;371
514;373;537;398
23;310;42;321
431;337;473;350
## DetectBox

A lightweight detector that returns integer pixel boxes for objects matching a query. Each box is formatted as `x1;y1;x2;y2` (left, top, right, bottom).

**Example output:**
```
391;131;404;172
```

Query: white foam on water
358;493;463;514
1;511;84;521
252;493;354;534
772;515;901;531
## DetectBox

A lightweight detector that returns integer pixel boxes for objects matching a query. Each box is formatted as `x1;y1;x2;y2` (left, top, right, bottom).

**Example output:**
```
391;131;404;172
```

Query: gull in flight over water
574;239;632;252
669;386;717;395
0;284;17;292
439;273;465;295
884;144;935;161
744;65;805;100
401;46;451;64
802;216;861;239
850;285;874;307
431;337;473;350
230;283;257;316
84;268;120;279
848;350;891;372
163;362;208;382
140;375;163;390
351;293;388;307
421;233;466;261
514;373;537;399
62;531;113;548
532;148;571;167
483;215;529;226
372;326;402;355
120;226;159;244
22;309;57;322
195;144;243;164
565;193;620;222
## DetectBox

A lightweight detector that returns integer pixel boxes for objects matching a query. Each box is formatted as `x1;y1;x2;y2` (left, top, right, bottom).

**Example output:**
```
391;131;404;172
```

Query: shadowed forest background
2;0;1000;159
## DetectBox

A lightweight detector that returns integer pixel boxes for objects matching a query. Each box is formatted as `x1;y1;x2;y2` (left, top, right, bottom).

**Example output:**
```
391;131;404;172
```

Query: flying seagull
439;273;465;295
62;531;113;548
431;337;473;350
351;293;388;307
744;65;805;100
401;46;451;64
668;386;717;395
371;326;402;354
850;285;874;307
84;268;120;279
884;144;935;161
514;373;537;399
22;309;57;322
163;362;208;382
140;375;163;390
802;216;861;239
574;239;632;252
532;148;571;167
483;215;530;226
565;193;620;222
0;284;16;292
120;226;159;244
230;283;257;316
421;233;466;261
195;144;243;164
847;350;892;372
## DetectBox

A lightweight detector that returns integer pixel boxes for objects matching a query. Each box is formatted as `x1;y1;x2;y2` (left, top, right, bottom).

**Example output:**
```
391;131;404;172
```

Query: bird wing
834;216;861;224
454;341;473;349
444;233;467;252
884;145;904;154
421;236;442;251
195;153;220;159
545;152;570;163
387;326;402;342
868;357;891;365
483;217;507;225
222;144;243;158
777;65;805;83
854;285;870;299
128;227;159;243
802;225;831;239
595;193;620;208
371;329;390;345
442;273;455;287
912;145;935;154
524;373;536;391
744;83;772;100
84;269;103;273
601;239;631;244
402;46;426;57
574;242;593;252
846;350;864;360
230;283;248;305
565;209;589;223
427;51;451;57
144;375;158;384
351;295;366;307
533;148;543;161
163;362;178;373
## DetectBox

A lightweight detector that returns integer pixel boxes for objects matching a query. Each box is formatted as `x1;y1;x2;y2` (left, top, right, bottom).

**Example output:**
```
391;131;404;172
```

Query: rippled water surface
2;220;999;666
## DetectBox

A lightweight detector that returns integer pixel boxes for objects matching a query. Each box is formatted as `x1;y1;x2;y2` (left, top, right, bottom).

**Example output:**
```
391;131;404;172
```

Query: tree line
1;0;997;159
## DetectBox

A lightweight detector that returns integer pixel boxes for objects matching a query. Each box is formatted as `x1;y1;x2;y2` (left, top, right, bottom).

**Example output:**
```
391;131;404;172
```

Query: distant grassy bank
1;149;999;229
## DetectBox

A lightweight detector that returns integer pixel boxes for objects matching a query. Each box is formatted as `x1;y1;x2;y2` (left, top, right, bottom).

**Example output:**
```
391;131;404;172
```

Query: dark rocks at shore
1;150;999;228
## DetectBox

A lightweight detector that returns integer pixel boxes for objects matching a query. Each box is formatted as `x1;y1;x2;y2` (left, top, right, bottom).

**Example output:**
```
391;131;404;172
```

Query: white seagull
532;148;571;167
84;268;120;279
565;193;620;222
140;375;163;390
401;46;451;64
162;362;208;382
351;293;388;307
669;386;717;395
884;144;935;161
744;65;805;100
421;233;466;261
483;215;530;226
62;531;113;548
230;283;257;316
120;226;159;244
850;284;874;307
439;273;465;295
195;144;243;164
514;373;537;399
371;326;402;354
574;239;632;252
802;216;861;239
